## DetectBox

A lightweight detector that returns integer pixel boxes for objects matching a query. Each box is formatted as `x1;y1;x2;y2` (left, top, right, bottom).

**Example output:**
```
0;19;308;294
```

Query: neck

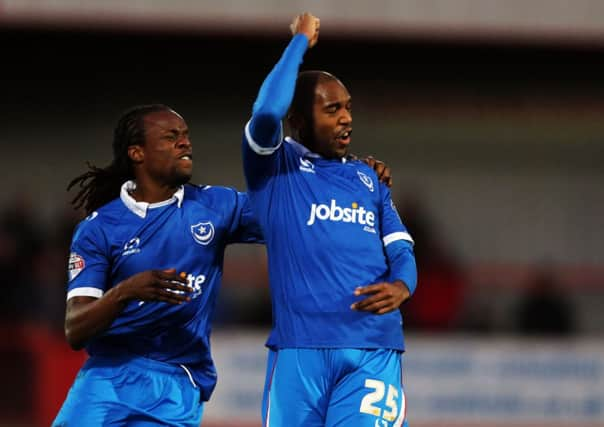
302;141;343;160
299;136;319;155
130;178;180;204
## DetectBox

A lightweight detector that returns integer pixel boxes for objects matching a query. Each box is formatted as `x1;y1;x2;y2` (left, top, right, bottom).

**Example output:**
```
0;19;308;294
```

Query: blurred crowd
0;195;81;335
393;193;576;336
0;191;579;338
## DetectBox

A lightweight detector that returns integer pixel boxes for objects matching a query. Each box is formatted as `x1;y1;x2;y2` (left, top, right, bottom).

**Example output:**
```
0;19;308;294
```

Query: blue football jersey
243;129;414;351
66;181;262;400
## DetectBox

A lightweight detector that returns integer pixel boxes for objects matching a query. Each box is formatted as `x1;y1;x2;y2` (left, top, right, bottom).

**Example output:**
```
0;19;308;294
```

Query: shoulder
349;159;377;175
185;183;238;200
184;183;245;210
350;159;380;183
349;160;391;196
71;201;120;245
72;197;127;236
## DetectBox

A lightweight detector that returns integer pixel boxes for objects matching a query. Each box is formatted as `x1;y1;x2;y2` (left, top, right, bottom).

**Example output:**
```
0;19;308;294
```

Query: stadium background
0;1;603;426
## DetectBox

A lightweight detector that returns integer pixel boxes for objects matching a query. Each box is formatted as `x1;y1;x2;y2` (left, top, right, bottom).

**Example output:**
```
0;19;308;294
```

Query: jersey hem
265;343;405;351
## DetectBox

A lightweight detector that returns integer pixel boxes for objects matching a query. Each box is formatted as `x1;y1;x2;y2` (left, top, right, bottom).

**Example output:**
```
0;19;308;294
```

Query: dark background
1;23;603;426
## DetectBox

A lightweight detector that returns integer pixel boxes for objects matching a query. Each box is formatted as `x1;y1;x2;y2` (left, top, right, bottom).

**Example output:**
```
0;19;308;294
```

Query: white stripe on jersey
179;364;198;388
67;286;104;301
383;231;414;246
245;120;283;156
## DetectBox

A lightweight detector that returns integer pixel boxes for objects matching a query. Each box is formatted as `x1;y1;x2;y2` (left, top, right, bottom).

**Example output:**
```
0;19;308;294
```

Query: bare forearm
64;269;191;350
64;287;128;350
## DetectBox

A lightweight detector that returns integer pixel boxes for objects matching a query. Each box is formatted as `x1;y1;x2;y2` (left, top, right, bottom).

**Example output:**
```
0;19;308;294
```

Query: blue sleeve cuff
385;240;417;295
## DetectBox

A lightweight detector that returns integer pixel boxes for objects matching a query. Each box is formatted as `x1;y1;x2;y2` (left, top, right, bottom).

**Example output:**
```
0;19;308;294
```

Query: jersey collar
285;137;347;163
120;180;184;219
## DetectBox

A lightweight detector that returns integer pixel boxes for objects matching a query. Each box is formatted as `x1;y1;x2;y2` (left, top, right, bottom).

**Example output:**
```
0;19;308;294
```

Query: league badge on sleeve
390;199;403;222
191;221;215;245
68;252;85;281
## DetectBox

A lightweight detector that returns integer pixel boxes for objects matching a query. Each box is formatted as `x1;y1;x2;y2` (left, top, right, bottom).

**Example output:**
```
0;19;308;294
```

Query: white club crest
357;170;374;192
191;221;215;245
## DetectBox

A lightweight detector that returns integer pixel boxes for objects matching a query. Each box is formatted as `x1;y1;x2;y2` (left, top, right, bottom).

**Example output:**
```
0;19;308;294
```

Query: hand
351;280;410;314
363;156;392;187
290;12;320;48
117;268;192;305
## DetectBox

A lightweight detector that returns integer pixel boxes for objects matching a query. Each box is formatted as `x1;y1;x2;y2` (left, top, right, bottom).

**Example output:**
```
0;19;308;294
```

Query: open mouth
178;154;193;161
336;129;352;145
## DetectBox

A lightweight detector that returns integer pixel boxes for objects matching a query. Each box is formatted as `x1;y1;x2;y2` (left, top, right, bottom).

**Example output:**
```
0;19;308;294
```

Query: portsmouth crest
191;221;215;245
357;170;374;192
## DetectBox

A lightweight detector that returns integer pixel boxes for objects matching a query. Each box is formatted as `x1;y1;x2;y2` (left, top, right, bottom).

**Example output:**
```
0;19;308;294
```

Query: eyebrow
164;128;188;134
152;124;188;135
323;98;352;108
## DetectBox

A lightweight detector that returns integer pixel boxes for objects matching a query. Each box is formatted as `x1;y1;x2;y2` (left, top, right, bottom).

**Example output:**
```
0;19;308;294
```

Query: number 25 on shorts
359;379;405;423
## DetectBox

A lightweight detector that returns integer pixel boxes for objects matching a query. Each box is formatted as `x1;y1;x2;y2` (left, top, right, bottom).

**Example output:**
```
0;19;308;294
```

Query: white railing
203;331;604;426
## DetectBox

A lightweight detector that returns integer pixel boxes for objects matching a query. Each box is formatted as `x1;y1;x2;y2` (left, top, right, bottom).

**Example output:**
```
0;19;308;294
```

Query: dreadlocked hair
67;104;173;215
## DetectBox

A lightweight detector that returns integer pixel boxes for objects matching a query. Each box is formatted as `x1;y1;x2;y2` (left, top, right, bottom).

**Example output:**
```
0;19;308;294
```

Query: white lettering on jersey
307;199;376;233
167;273;206;299
185;273;205;298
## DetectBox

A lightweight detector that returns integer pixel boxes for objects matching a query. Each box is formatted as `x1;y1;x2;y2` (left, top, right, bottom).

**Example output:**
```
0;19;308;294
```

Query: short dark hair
289;70;339;120
67;104;173;215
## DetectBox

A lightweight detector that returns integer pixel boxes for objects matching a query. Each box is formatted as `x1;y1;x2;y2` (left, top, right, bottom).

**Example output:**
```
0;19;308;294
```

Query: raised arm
247;13;320;148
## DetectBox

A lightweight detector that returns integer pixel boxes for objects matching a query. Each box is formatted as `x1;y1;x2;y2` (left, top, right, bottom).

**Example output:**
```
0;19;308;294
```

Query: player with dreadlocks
53;104;264;426
67;104;166;214
55;104;394;426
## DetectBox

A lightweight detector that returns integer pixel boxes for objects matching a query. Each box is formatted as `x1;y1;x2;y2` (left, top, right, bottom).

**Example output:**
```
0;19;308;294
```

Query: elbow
248;112;282;146
252;111;282;131
64;323;86;351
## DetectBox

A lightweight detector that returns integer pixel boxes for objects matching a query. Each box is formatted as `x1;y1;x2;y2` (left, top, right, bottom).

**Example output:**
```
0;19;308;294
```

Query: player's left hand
351;280;410;314
358;155;393;187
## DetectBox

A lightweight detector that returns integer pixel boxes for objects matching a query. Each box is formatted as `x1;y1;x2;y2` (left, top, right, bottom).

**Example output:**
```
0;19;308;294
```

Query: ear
128;145;144;164
287;112;305;138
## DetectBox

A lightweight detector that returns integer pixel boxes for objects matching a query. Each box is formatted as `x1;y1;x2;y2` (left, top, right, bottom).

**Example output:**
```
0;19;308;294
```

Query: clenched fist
290;12;320;48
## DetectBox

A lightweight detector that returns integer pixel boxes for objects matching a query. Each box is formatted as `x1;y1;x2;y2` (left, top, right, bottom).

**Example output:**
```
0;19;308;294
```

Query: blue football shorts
52;355;204;427
262;348;408;427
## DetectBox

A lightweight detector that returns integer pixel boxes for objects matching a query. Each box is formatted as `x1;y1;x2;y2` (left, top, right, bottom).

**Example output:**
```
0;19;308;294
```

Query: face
307;78;352;159
133;110;193;187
